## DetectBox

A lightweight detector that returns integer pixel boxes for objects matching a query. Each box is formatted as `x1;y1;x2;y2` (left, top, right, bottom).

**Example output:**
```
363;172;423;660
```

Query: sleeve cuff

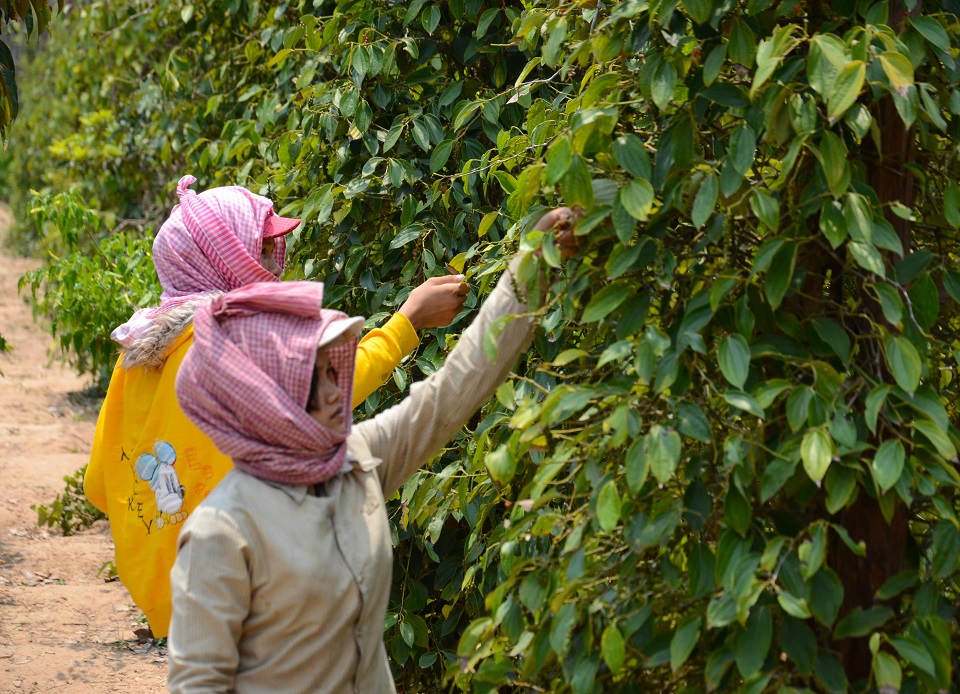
381;313;420;356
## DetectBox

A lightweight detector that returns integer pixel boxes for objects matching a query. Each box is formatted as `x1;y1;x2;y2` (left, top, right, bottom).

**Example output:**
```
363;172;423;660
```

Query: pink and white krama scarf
111;175;288;348
175;282;358;487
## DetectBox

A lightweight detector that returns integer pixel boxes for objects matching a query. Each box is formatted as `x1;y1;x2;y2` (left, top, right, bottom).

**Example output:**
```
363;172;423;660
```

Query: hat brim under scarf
175;281;360;487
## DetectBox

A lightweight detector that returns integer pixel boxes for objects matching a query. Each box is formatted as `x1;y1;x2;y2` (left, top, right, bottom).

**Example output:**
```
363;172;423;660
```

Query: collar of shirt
262;455;360;503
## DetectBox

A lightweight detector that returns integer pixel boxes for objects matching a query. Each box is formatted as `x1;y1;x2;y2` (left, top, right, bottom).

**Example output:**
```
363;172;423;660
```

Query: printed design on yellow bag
135;441;188;530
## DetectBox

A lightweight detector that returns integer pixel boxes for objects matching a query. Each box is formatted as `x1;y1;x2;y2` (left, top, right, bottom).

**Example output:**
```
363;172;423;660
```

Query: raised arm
354;253;538;497
352;313;419;407
352;275;469;407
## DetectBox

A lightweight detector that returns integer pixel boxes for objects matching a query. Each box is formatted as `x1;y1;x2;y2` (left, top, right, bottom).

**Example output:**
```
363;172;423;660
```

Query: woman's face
260;237;282;277
307;348;346;434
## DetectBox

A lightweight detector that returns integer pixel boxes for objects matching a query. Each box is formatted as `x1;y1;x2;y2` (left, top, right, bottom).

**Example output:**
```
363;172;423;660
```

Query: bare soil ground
0;208;167;692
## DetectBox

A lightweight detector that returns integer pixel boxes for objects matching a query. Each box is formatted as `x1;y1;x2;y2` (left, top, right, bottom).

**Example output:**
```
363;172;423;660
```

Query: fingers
454;282;470;297
533;206;574;231
428;274;466;286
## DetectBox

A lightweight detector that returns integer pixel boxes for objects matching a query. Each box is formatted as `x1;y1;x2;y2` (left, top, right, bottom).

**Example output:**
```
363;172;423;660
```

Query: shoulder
181;471;255;538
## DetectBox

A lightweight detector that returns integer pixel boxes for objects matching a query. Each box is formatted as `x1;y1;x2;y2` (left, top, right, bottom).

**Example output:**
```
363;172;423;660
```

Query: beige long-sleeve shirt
168;256;537;693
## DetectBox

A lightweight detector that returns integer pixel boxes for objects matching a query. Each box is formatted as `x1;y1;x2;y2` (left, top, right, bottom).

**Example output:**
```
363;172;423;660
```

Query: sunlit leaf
884;335;922;394
801;428;833;484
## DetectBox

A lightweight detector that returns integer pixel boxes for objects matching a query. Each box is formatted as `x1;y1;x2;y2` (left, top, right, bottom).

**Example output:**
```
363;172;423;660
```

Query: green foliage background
4;0;960;691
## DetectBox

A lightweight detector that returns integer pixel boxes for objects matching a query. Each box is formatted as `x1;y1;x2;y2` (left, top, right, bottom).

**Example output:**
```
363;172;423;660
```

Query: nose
262;255;281;277
324;378;342;404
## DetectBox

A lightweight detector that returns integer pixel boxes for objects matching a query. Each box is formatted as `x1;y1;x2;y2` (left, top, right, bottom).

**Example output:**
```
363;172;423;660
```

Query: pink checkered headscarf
111;175;289;347
175;282;359;487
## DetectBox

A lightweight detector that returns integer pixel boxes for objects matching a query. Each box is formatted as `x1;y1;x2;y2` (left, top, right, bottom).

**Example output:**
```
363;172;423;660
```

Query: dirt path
0;208;166;692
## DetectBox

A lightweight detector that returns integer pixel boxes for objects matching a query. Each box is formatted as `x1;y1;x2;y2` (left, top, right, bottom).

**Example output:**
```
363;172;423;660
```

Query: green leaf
825;465;857;514
819;201;846;248
908;272;939;331
786;388;812;431
723;391;765;418
561;155;594;209
816;652;848;693
703;44;727;86
945;182;960;228
845;103;872;139
651;59;677;110
811;318;851;363
552;348;589;366
930;522;960;579
777;591;812;619
873;652;902;691
677;402;712;442
596;480;621;532
782;618;817;674
548;601;576;655
605;243;643;279
751;24;800;97
545;138;572;184
620;179;655;221
816;131;849;197
485;446;516;487
734;607;772;678
727;18;757;68
541;386;597;425
612;134;651;179
765;242;797;309
421;5;441;34
478;211;499;238
268;48;293;67
876;573;920;605
892;84;919;127
827;60;865;122
601;624;626;673
943;270;960;304
691;173;718;229
844;193;874;242
582;282;631;322
874;283;903;325
913;419;957;459
684;0;713;24
833;606;894;639
801;428;833;484
728;125;757;176
411;119;431;151
401;620;415;646
724;485;751;535
810;568;844;627
750;189;779;231
647;425;682;484
670;617;701;671
873;217;904;256
808;34;847;97
872;439;905;492
799;523;826;579
625;437;649;493
452;100;480;131
890;635;937;676
718;334;751;389
884;335;922;394
880;51;915;92
848;241;885;277
389;225;423;249
911;16;950;51
429;139;453;173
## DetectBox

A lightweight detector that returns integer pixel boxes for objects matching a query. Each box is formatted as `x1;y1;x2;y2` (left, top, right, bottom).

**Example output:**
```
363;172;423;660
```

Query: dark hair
306;364;320;411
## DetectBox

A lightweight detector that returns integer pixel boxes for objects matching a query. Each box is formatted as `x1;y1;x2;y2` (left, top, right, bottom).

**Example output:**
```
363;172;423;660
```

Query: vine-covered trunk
831;0;920;680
